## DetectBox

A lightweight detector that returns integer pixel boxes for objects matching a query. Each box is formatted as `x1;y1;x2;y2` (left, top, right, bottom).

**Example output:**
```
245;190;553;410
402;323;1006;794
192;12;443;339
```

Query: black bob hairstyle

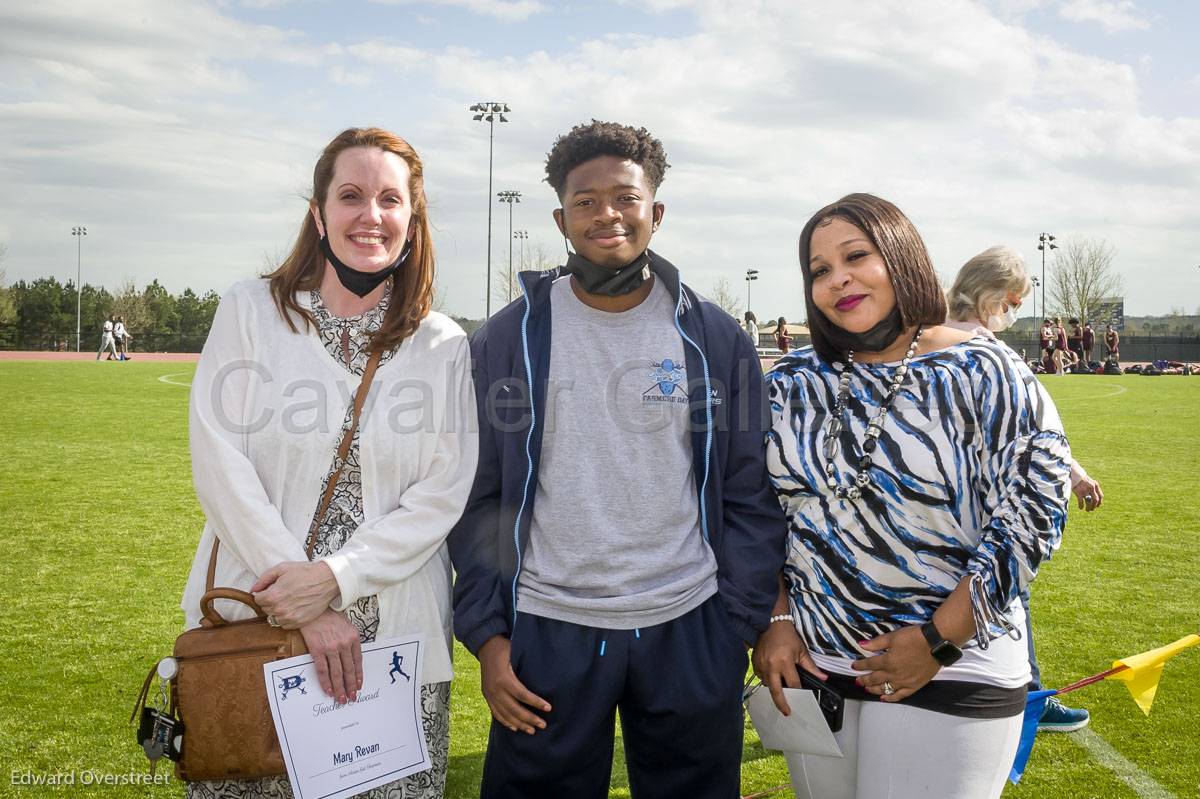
798;193;947;364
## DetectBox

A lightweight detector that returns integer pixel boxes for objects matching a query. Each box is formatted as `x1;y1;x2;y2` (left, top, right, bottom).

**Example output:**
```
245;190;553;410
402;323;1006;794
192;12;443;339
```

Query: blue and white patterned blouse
766;337;1071;686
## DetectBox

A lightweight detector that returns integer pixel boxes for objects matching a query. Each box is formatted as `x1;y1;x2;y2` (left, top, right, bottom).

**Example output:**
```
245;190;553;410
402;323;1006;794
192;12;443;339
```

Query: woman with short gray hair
947;245;1029;330
946;245;1100;734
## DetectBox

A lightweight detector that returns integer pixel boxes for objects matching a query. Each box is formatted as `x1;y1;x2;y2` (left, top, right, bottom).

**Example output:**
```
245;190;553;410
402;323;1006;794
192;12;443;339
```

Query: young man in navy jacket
449;120;786;798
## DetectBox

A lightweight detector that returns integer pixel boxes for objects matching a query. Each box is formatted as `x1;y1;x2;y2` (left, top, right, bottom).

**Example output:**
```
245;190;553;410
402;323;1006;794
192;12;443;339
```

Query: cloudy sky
2;0;1198;320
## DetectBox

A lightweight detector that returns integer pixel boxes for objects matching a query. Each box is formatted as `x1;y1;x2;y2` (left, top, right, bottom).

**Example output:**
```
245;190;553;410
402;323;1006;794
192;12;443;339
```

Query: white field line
158;372;192;387
1052;382;1130;403
1069;728;1177;799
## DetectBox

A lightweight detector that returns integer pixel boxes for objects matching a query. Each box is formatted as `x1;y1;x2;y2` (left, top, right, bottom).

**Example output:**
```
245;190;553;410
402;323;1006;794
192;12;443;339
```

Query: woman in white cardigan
183;127;478;799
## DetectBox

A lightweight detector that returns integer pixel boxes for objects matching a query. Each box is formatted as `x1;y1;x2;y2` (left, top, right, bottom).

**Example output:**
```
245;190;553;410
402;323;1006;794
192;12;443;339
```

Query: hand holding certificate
264;634;430;799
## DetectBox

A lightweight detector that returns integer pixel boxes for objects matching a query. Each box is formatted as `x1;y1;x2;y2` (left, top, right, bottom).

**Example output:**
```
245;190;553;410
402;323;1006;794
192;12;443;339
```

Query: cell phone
799;669;844;733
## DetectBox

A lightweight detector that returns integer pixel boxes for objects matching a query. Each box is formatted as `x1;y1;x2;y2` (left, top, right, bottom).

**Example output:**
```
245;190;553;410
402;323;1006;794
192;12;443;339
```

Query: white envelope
746;686;844;758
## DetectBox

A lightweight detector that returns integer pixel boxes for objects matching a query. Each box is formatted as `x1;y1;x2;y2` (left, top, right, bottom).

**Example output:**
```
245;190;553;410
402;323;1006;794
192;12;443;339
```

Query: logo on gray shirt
644;358;687;403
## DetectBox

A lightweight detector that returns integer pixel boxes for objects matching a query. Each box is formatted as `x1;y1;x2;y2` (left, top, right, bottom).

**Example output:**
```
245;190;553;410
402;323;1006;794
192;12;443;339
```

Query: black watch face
932;640;963;666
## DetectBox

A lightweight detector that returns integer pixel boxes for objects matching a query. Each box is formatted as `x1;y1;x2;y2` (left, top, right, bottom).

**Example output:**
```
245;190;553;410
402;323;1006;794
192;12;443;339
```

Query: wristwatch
920;621;963;666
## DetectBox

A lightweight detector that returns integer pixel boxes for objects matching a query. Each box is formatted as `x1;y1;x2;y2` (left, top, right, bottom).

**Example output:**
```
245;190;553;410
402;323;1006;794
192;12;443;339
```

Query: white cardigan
181;279;478;684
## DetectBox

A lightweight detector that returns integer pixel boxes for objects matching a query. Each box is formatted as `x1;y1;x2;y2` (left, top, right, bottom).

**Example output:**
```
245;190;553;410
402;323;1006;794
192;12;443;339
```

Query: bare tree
1047;236;1124;322
709;277;742;319
111;278;153;331
493;240;560;306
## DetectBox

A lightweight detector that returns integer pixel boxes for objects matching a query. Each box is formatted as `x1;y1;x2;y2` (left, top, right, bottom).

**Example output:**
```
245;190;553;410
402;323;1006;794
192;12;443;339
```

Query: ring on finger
881;681;896;696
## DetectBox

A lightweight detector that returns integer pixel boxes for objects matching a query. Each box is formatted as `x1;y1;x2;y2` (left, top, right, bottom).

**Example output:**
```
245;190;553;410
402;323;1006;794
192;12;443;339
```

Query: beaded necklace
822;325;924;500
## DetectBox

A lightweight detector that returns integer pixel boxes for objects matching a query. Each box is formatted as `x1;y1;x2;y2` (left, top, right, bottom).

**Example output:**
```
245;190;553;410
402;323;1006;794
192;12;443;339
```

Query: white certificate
263;634;430;799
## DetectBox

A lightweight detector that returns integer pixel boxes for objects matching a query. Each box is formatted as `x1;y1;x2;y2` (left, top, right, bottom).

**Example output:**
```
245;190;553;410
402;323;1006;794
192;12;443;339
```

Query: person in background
1039;346;1058;375
1062;348;1080;373
114;316;132;361
1039;318;1052;355
1105;324;1120;361
775;316;792;354
758;195;1071;799
1054;317;1068;356
744;310;760;348
1067;318;1084;364
96;315;118;361
184;126;478;799
1082;320;1095;364
946;245;1101;732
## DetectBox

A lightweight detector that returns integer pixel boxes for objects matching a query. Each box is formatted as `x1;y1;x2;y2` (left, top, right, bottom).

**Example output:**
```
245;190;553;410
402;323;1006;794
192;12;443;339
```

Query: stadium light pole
497;190;521;305
512;229;529;303
745;268;759;314
1037;233;1057;316
1030;275;1040;322
72;226;87;351
470;101;510;317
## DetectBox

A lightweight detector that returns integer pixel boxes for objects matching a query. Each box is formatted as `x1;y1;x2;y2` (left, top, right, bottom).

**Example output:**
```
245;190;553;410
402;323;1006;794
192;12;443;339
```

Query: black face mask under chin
564;251;652;297
319;233;413;298
827;306;906;356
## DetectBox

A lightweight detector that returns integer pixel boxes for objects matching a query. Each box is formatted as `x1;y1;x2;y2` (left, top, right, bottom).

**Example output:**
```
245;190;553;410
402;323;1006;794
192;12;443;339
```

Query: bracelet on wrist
769;614;794;624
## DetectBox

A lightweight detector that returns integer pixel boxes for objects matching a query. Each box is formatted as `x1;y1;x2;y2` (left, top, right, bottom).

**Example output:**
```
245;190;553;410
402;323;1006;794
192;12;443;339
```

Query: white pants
785;699;1021;799
96;333;118;358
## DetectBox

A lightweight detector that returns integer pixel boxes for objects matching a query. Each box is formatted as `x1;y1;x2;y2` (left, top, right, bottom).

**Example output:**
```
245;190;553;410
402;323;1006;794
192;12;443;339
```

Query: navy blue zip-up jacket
449;250;787;655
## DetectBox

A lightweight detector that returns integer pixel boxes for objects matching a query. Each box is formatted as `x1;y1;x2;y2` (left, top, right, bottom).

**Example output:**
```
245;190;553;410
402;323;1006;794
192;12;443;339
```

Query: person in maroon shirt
1105;325;1120;360
1054;317;1068;350
1082;321;1096;363
1040;346;1058;374
774;316;792;354
1067;318;1084;363
1039;319;1053;354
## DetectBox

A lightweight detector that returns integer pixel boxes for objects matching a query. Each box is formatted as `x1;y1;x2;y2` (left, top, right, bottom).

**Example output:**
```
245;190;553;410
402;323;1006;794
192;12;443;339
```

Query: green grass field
0;362;1197;798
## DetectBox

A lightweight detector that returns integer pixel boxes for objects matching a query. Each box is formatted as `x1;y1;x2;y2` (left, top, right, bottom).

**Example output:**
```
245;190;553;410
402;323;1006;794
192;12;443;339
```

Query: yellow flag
1107;634;1200;715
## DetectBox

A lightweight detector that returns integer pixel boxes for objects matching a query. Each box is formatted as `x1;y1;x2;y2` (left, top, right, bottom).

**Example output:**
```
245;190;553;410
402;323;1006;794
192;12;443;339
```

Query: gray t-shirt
516;276;719;629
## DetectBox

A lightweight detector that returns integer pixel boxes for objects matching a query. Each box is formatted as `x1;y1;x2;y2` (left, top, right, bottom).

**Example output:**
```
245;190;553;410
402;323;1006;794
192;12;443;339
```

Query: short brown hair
266;127;435;353
798;193;947;363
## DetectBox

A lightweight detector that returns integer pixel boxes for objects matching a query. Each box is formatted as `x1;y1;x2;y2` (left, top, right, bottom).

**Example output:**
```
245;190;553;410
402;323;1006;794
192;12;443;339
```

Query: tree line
0;268;220;353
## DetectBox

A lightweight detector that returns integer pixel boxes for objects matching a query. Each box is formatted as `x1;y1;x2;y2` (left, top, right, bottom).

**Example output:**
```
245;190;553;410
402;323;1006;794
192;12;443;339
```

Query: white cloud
615;0;697;11
367;0;548;22
0;0;1196;319
1058;0;1150;33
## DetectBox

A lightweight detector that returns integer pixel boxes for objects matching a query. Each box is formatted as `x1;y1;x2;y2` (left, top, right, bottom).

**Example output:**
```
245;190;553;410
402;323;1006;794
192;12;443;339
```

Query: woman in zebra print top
752;194;1072;799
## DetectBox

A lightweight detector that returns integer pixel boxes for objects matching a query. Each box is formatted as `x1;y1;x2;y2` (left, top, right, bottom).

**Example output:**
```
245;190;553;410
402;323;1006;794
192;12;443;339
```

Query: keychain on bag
134;657;185;775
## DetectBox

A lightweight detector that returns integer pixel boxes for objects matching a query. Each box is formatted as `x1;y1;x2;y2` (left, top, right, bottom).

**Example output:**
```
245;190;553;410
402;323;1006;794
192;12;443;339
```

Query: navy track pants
479;594;749;799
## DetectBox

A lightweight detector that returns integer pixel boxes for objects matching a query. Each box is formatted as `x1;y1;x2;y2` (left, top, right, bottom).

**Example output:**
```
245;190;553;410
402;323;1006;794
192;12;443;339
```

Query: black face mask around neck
319;232;413;299
564;251;652;297
827;305;906;356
